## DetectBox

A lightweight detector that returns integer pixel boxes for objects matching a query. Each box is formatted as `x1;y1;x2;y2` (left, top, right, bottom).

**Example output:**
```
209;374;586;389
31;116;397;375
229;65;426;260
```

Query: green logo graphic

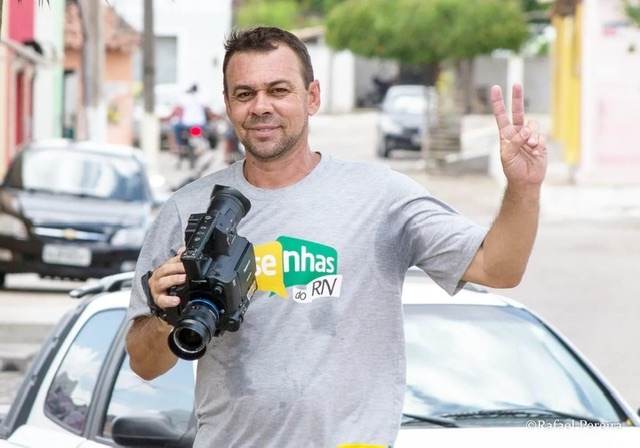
254;236;342;302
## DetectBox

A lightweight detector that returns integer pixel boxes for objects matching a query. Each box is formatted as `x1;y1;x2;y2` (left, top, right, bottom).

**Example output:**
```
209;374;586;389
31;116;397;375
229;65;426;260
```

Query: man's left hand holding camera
125;247;187;381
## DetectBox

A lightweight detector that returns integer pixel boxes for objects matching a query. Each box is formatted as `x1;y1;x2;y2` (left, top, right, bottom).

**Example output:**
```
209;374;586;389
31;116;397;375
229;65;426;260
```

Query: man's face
224;45;320;162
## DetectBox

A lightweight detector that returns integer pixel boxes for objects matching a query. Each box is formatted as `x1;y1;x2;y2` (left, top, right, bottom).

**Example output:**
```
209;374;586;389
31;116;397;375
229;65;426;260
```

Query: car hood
396;425;640;447
7;190;148;227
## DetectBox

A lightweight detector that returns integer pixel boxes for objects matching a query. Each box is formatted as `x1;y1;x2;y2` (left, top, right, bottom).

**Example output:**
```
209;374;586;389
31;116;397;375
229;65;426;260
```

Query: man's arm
126;315;178;381
462;84;547;288
126;250;187;380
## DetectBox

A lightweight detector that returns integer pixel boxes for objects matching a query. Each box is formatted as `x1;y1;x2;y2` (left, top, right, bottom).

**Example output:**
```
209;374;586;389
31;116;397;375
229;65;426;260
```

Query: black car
376;84;437;158
0;139;163;288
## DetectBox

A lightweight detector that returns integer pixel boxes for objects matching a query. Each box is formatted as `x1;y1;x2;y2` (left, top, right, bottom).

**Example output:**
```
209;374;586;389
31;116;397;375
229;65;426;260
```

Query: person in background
168;84;218;153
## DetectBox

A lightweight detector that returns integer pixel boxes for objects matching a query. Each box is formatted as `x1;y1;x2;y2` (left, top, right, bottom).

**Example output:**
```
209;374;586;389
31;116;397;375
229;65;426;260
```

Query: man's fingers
504;126;546;157
525;120;540;146
152;273;185;309
491;85;511;131
504;126;531;153
148;253;187;309
511;83;525;127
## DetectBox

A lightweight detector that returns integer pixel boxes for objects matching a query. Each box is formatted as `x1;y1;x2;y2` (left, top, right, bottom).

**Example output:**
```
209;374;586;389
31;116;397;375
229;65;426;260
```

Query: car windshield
403;304;623;425
9;147;146;201
385;94;427;114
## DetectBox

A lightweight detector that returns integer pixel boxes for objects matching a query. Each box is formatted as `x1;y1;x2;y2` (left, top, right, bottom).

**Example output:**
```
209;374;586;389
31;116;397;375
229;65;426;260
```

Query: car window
102;355;195;438
44;309;126;433
385;94;427;114
403;304;622;423
12;148;145;201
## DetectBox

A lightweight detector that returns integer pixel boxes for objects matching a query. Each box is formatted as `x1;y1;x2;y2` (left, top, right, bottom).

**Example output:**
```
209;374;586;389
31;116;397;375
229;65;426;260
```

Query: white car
1;270;639;447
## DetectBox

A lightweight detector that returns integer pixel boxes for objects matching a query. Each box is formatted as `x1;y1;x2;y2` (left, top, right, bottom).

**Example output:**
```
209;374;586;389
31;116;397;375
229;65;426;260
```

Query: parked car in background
376;84;437;158
0;140;163;288
1;269;638;447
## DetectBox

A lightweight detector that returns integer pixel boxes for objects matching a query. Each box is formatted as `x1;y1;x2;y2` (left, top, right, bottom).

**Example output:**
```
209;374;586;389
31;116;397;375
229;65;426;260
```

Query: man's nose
249;91;273;115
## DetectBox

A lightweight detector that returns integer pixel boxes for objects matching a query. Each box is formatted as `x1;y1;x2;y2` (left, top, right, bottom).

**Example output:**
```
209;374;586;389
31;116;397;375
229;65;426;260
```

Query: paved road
2;111;640;415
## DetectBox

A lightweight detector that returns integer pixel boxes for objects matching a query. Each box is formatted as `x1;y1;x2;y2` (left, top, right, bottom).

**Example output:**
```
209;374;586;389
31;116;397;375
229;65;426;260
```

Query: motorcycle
176;125;209;169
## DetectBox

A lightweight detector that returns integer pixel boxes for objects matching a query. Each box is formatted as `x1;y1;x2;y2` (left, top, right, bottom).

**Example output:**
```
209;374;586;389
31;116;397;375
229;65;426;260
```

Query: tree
236;0;302;29
624;0;640;27
325;0;529;113
325;0;528;73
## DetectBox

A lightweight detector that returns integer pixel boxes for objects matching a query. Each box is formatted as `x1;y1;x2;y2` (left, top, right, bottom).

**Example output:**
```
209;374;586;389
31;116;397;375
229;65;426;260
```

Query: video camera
162;185;257;360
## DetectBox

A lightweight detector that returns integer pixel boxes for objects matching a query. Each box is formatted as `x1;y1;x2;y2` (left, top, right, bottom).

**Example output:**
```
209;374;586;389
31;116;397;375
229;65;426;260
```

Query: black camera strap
142;270;168;321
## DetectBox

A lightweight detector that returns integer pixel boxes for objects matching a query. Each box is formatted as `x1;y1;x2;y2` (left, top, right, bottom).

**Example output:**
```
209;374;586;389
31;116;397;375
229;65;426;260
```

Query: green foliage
624;0;640;27
237;0;301;29
519;0;551;23
297;0;347;14
326;0;529;65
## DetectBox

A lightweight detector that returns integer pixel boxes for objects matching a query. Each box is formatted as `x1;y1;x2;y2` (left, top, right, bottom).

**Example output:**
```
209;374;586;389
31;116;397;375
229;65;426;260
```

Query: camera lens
168;298;220;360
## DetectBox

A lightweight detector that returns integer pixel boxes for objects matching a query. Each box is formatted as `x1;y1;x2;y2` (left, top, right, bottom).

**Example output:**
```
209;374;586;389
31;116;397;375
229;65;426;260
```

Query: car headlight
0;213;28;240
380;116;403;134
111;228;147;247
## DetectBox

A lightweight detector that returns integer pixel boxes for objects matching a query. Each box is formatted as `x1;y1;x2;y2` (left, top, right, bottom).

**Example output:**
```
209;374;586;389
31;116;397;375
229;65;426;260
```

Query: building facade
0;0;59;178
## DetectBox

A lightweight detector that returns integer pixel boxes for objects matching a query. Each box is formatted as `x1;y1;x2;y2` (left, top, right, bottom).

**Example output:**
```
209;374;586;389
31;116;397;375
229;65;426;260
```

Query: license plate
42;245;92;267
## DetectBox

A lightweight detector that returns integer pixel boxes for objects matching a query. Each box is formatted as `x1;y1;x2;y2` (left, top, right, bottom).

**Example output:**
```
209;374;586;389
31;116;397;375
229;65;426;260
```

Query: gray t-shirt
127;153;488;447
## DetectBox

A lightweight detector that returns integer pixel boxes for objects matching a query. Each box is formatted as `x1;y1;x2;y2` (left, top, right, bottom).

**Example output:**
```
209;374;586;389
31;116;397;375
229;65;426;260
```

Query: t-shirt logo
254;236;342;303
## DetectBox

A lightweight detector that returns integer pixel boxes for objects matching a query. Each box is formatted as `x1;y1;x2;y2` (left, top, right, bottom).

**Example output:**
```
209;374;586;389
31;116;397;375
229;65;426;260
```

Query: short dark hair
222;26;315;96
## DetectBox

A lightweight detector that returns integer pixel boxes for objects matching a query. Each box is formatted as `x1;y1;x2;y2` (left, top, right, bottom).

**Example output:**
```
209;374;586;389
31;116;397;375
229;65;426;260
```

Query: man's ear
307;80;321;116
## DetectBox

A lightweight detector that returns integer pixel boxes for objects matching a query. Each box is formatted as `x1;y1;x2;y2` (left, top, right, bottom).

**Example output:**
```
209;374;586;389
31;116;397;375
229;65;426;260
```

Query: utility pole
79;0;106;141
141;0;160;178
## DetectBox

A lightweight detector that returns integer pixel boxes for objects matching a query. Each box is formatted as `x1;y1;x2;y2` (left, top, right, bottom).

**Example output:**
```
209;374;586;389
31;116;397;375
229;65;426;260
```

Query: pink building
577;0;640;184
0;0;47;175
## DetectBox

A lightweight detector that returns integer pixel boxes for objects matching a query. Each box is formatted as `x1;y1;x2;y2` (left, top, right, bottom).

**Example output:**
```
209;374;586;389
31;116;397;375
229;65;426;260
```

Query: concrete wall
474;55;551;114
307;44;356;114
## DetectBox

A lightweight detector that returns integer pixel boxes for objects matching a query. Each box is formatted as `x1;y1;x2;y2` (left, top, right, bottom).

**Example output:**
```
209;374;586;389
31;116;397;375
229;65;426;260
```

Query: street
2;110;640;414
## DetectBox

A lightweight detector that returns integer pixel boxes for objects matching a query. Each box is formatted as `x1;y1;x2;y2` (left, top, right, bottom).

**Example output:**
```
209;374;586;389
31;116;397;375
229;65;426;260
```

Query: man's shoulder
172;167;236;198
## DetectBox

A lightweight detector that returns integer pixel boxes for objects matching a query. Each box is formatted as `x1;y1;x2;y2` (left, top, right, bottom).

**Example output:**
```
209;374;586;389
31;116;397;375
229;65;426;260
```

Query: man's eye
271;88;289;96
236;92;253;100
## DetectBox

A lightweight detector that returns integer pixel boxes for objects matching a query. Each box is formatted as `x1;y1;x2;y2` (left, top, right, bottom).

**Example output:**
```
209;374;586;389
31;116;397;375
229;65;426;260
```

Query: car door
10;299;198;447
6;307;126;447
67;302;196;448
95;342;197;446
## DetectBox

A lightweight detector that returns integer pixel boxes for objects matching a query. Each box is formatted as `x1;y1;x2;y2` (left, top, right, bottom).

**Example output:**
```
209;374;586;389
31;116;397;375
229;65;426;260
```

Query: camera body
163;185;257;360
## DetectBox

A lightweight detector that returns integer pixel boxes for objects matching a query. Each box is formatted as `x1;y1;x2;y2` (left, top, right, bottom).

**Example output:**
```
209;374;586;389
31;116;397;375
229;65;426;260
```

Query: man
126;26;546;447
